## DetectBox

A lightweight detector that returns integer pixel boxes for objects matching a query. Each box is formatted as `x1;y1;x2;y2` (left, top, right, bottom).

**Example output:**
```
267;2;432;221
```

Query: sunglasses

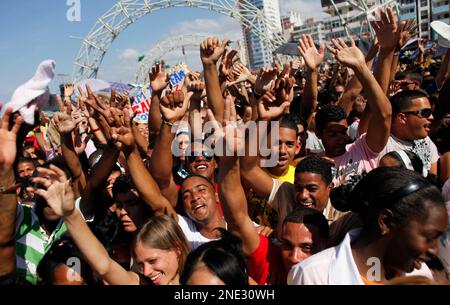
186;150;214;163
402;108;433;118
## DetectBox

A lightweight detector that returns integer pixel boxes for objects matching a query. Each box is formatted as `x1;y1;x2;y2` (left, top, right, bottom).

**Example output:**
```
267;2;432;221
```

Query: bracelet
91;128;100;133
162;117;174;127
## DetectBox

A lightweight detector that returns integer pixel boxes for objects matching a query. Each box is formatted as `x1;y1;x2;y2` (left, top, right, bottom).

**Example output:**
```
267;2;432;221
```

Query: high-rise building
241;0;282;69
281;11;303;39
292;18;326;44
398;0;449;39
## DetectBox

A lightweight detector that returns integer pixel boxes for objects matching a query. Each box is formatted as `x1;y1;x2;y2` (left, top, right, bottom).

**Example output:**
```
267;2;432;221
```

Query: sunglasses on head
187;150;214;163
402;108;433;118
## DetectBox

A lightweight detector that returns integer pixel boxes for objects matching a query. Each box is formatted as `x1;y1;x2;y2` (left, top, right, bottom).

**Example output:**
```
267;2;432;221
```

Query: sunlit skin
351;202;448;281
392;97;433;141
185;263;225;285
294;172;333;212
52;264;85;285
267;127;301;177
280;222;325;271
105;171;121;198
185;142;217;181
176;133;190;162
134;242;181;285
381;203;448;275
181;176;219;226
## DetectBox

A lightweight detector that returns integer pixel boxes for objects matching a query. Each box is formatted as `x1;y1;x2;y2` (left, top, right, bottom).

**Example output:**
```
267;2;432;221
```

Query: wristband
91;128;100;133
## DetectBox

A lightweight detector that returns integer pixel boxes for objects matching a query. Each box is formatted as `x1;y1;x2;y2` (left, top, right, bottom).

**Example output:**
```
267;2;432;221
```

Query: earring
381;230;387;236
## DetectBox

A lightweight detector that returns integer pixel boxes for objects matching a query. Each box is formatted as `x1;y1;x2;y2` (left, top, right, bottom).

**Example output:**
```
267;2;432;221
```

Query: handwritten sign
132;83;152;124
168;63;189;91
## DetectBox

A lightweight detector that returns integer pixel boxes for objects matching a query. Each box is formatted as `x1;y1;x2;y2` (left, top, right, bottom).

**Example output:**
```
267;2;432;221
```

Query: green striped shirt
15;204;68;284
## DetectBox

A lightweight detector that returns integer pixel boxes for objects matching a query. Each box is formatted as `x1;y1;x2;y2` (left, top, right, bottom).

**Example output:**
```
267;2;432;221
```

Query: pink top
332;133;378;186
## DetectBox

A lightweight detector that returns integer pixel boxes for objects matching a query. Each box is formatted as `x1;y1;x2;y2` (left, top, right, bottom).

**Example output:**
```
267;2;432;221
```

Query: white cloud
279;0;330;21
119;48;139;62
169;16;243;41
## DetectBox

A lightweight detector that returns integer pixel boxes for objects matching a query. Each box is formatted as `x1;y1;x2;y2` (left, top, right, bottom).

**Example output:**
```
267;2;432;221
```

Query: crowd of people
0;7;449;285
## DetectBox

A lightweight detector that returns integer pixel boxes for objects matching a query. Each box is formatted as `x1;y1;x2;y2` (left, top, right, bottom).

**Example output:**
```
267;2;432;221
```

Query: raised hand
206;95;245;157
275;75;294;105
200;37;230;66
77;86;93;118
109;108;136;153
257;91;290;121
185;72;206;101
397;19;417;51
149;60;169;93
159;91;193;123
0;104;23;175
370;7;404;49
220;49;239;78
254;66;279;95
53;102;84;134
28;165;76;218
231;63;252;84
64;84;75;99
84;84;114;125
327;38;366;70
298;34;325;71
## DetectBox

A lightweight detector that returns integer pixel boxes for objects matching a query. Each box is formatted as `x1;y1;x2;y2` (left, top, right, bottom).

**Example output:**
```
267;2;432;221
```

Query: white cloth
348;121;360;142
306;131;324;154
84;139;97;159
288;228;433;285
8;60;56;124
378;135;439;170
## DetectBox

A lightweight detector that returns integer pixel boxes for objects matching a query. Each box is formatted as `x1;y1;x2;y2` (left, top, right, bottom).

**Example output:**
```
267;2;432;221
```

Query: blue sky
0;0;326;102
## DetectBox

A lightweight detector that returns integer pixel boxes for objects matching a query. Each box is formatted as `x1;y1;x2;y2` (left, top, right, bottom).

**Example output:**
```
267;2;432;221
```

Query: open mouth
193;204;206;212
195;164;208;170
150;273;163;284
299;201;314;208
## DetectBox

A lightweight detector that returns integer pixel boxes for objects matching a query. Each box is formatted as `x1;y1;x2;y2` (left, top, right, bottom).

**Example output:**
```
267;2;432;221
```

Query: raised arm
30;165;139;285
149;91;192;206
110;108;178;221
328;38;392;153
148;61;169;143
52;102;87;197
298;34;325;124
239;88;291;198
359;7;403;136
214;100;260;256
200;36;229;121
338;40;379;115
0;105;23;279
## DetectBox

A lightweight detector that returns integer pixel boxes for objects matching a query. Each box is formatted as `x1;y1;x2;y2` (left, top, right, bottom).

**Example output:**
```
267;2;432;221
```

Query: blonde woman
29;165;190;285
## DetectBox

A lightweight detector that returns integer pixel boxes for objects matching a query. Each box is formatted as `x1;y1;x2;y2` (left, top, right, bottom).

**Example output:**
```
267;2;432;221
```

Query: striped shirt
15;203;69;284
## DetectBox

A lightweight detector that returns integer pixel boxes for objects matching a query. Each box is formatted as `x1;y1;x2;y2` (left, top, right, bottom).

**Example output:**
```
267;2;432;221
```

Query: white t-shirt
378;135;439;170
177;214;217;250
288;228;434;285
177;214;260;250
